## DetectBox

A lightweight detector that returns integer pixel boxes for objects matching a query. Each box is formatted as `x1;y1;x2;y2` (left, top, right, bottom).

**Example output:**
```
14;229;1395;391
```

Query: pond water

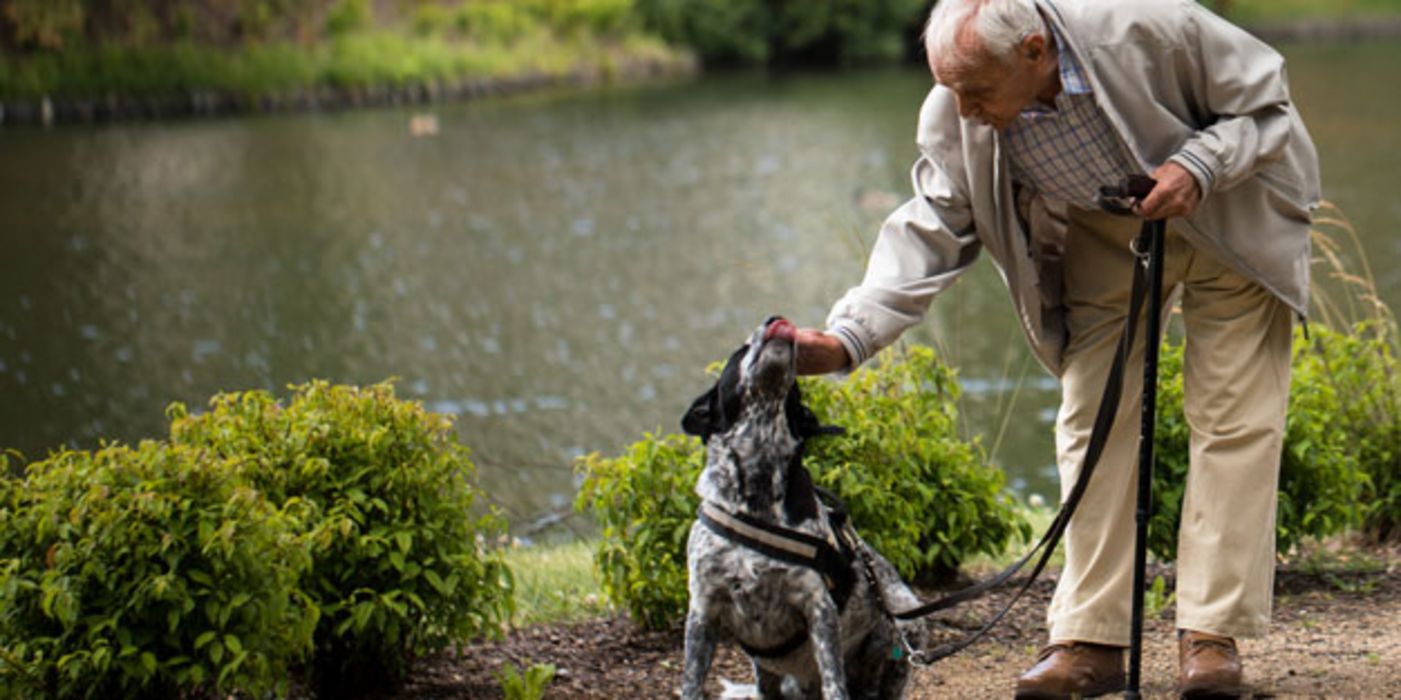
1;42;1398;530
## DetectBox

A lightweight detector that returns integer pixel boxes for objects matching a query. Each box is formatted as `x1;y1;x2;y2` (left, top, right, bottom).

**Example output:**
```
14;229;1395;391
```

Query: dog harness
696;500;857;658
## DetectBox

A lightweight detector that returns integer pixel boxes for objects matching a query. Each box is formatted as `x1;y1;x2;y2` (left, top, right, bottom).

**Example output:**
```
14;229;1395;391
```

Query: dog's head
681;316;841;444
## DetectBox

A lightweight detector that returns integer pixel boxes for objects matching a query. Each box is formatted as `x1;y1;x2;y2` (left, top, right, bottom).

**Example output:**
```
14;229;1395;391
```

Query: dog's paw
719;678;759;699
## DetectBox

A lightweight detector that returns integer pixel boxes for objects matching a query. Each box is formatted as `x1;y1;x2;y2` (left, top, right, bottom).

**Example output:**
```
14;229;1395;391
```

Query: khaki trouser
1047;207;1292;646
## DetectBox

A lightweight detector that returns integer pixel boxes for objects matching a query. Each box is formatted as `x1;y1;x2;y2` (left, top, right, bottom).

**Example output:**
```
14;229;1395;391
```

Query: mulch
401;556;1401;699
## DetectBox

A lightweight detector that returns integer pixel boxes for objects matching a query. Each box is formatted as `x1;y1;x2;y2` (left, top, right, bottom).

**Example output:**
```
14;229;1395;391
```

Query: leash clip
1129;234;1152;268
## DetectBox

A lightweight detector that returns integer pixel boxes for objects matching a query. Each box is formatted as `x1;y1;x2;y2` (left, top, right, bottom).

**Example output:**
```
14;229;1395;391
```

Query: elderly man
795;0;1319;697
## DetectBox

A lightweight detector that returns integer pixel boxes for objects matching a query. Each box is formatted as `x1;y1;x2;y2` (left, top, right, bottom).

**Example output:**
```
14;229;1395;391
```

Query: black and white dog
679;316;925;700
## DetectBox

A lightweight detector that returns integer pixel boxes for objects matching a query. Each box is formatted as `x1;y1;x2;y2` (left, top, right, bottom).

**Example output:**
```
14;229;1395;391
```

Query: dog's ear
681;385;719;441
785;381;846;440
681;344;749;442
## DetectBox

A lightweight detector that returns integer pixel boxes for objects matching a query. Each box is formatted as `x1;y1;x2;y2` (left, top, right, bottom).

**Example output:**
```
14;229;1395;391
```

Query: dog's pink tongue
765;318;796;342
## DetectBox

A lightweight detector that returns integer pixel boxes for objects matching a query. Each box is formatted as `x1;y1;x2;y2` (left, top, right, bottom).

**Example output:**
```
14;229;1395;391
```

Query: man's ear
1021;32;1048;63
681;385;720;442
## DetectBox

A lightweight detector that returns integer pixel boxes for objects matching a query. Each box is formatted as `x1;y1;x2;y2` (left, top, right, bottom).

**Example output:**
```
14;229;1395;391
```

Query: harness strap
698;502;856;607
697;500;858;658
886;217;1164;665
738;631;811;659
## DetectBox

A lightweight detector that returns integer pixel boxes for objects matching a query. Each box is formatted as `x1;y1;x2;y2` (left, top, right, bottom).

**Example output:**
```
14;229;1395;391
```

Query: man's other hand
1135;161;1202;220
796;328;852;375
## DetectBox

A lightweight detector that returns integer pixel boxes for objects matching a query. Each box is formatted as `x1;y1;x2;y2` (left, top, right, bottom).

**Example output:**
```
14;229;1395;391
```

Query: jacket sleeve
1168;3;1295;196
824;153;981;369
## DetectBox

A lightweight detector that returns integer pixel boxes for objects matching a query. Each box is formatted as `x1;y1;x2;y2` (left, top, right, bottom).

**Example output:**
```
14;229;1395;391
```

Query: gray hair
924;0;1044;70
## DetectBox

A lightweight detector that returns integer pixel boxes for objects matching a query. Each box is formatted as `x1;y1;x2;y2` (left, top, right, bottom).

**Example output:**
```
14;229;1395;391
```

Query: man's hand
1135;161;1202;220
795;328;851;375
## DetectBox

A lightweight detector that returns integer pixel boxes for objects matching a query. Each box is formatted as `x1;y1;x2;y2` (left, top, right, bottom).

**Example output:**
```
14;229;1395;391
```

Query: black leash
874;177;1164;666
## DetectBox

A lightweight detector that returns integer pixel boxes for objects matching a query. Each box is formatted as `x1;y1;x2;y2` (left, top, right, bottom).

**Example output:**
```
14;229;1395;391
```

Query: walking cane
1100;174;1168;700
1128;216;1165;699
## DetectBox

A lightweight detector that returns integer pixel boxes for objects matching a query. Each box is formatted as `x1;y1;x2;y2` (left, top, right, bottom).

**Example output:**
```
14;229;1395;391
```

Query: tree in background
0;0;373;53
634;0;931;66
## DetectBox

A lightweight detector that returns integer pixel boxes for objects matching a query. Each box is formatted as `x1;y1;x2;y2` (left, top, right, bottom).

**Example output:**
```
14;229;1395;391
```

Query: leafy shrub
1292;323;1401;541
576;345;1029;629
1148;327;1368;560
634;0;927;65
168;381;513;698
0;443;315;699
575;433;701;629
801;345;1031;582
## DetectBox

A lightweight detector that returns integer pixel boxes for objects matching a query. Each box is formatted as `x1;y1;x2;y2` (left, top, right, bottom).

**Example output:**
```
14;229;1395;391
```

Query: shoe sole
1179;687;1249;699
1014;680;1127;700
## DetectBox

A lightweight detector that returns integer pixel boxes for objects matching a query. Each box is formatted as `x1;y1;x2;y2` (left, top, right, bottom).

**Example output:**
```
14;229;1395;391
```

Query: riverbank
0;32;696;126
1;6;1399;127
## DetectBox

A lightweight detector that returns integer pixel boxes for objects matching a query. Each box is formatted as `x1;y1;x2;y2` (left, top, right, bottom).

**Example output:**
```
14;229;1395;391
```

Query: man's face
932;35;1050;131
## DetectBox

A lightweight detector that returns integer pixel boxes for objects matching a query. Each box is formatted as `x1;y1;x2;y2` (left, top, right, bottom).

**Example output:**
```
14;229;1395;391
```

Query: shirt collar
1050;23;1091;96
1015;22;1089;119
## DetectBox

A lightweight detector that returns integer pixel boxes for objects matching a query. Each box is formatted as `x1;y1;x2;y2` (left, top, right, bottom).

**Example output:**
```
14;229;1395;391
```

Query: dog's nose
763;317;796;342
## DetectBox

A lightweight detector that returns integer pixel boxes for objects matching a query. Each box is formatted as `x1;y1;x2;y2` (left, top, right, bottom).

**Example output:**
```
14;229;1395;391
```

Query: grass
962;503;1061;576
501;539;611;626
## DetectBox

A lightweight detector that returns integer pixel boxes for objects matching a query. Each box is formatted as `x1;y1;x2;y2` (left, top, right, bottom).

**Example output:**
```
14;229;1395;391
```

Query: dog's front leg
681;607;718;700
806;595;849;700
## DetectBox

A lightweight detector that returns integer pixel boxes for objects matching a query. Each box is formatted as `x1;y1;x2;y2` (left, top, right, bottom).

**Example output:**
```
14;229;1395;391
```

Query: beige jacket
827;0;1321;375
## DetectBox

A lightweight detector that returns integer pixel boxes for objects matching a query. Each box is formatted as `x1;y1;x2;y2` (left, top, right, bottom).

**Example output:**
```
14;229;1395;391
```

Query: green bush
576;345;1030;629
0;443;316;699
1292;323;1401;541
575;433;701;629
1148;327;1369;560
634;0;927;65
801;345;1031;582
168;381;513;698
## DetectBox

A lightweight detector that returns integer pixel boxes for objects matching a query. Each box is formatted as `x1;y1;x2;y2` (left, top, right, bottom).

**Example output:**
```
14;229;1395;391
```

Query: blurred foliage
0;0;688;100
634;0;929;65
0;0;650;54
1207;0;1401;23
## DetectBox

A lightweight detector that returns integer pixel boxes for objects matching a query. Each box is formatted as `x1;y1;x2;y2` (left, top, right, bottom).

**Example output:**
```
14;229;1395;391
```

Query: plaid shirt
1003;27;1137;209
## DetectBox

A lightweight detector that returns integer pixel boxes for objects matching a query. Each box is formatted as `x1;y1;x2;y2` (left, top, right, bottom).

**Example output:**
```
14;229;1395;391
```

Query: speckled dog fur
679;318;925;700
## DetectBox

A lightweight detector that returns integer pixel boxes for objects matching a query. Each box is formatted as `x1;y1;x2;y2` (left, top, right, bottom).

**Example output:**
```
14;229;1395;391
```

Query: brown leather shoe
1014;641;1126;699
1178;629;1247;698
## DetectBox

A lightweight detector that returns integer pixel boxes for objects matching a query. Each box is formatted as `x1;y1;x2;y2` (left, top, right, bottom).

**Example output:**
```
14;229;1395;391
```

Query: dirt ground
407;547;1401;699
